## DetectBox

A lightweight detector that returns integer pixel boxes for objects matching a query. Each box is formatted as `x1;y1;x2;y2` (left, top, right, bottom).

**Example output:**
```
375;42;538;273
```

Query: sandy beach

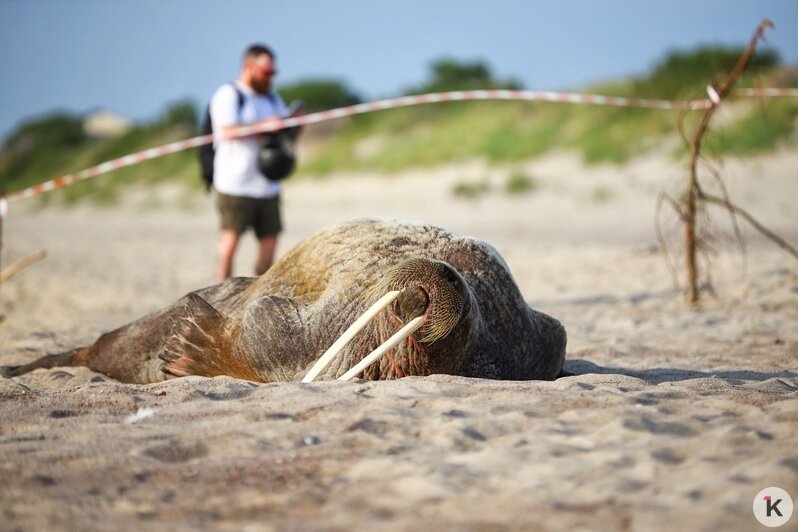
1;150;797;530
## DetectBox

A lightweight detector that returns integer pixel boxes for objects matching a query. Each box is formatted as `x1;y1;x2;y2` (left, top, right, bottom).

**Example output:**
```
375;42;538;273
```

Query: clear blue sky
1;0;796;143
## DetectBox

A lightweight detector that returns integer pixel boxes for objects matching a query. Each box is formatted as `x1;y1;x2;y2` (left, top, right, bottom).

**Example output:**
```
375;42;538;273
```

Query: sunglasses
256;65;278;76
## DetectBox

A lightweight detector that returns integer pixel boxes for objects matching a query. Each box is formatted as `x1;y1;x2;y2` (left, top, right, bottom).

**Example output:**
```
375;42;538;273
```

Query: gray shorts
216;192;282;237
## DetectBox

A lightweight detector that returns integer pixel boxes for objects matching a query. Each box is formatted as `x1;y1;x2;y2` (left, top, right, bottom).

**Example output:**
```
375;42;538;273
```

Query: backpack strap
230;83;245;122
198;83;247;191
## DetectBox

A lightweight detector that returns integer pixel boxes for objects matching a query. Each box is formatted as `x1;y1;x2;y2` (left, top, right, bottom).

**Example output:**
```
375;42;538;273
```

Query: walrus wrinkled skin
3;219;566;383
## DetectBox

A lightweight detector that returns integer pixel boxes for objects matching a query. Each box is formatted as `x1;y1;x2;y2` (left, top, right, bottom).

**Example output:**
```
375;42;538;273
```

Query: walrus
3;219;566;383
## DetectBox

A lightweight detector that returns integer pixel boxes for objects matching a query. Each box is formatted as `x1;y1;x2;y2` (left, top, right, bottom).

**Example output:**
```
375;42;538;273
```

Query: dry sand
1;150;797;531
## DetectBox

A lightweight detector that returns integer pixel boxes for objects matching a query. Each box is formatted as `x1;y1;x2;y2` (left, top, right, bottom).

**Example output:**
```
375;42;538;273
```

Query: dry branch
0;250;47;284
700;193;798;261
672;19;797;306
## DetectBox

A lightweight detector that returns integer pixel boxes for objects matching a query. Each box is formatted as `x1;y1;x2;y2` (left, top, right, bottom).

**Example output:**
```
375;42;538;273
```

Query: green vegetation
592;186;614;204
504;170;538;196
403;57;522;94
0;101;201;204
634;46;779;99
301;52;796;174
703;98;798;154
278;78;362;113
452;179;490;199
1;49;795;203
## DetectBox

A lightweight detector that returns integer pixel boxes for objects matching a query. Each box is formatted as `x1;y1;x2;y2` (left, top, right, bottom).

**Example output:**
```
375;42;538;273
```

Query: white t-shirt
209;82;289;198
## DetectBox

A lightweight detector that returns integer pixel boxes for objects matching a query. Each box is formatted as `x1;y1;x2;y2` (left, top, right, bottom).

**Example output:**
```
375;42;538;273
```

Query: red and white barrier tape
735;87;798;98
4;87;797;205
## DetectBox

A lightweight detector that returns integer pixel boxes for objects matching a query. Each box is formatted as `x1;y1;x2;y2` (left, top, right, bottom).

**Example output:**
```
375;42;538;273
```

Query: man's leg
253;195;282;276
255;234;277;276
216;229;241;281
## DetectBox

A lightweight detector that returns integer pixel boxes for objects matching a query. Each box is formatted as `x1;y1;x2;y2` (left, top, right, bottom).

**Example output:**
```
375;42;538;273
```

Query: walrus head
355;257;480;379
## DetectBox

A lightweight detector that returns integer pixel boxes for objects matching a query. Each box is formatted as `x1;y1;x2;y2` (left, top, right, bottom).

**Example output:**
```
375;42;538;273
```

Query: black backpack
198;84;244;191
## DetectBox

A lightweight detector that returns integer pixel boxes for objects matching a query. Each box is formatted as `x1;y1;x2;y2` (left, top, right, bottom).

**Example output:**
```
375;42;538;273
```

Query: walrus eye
441;266;460;286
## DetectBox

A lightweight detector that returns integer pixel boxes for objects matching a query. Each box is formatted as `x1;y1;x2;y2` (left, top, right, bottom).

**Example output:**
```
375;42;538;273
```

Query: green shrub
634;45;780;98
403;57;522;95
504;171;537;195
278;78;361;113
592;187;613;204
704;99;797;154
452;180;490;199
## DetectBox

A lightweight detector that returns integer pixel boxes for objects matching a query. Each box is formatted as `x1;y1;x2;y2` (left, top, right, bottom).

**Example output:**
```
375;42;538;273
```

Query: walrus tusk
338;315;425;382
301;290;401;383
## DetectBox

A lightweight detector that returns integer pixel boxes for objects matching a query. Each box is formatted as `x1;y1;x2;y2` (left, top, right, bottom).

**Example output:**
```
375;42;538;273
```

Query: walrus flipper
161;293;260;381
237;295;310;382
1;348;85;378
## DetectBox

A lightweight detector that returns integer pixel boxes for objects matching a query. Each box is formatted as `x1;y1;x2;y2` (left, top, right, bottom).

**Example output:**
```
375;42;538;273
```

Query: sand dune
1;151;796;530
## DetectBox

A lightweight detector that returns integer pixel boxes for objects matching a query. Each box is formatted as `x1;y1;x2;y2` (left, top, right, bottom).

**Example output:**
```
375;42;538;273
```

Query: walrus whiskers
301;290;401;383
338;315;425;382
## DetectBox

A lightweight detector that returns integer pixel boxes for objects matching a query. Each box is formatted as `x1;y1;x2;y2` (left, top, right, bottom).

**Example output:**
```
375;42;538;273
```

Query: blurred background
1;0;796;200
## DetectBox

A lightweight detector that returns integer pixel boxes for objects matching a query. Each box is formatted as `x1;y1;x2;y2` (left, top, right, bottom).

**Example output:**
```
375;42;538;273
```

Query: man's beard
251;78;272;94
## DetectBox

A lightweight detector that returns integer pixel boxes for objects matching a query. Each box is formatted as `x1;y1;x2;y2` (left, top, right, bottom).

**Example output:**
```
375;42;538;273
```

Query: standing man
210;43;289;281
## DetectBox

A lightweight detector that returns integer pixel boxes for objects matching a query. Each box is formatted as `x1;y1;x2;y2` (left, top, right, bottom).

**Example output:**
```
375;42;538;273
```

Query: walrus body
4;219;566;383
